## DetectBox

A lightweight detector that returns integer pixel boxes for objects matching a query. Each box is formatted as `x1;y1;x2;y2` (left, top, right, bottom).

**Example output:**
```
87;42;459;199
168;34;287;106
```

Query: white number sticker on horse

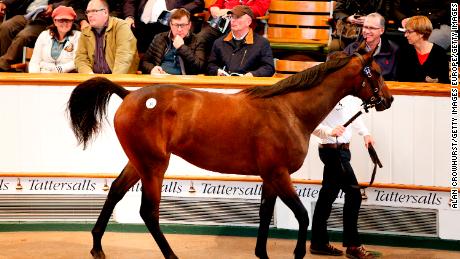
146;98;157;109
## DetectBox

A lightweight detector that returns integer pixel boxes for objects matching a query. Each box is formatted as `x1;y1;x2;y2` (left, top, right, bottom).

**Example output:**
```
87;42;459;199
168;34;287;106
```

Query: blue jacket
343;38;399;80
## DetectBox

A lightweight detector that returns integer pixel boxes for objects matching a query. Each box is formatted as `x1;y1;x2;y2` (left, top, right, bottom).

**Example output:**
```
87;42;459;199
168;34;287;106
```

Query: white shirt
312;95;370;144
140;0;167;24
29;30;81;73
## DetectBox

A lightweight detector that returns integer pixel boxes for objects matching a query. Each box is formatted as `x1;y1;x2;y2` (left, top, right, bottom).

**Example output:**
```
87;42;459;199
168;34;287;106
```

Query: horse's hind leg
271;172;309;259
91;162;140;259
138;159;178;259
255;183;277;259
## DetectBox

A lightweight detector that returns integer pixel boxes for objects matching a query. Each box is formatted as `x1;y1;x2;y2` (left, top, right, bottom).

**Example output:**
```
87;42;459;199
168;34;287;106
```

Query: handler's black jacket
207;29;275;77
141;31;206;75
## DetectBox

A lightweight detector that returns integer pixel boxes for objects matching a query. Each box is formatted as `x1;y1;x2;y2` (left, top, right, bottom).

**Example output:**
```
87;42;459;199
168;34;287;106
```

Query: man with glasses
140;8;205;75
124;0;204;53
343;13;398;80
207;5;274;77
75;0;139;74
0;0;76;71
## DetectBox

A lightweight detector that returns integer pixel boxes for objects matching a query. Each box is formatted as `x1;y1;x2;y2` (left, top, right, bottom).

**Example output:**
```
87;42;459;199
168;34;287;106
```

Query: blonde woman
29;6;80;73
396;15;449;83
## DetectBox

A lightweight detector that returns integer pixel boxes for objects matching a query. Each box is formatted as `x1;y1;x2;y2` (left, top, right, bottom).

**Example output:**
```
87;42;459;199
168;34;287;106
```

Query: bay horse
67;48;393;259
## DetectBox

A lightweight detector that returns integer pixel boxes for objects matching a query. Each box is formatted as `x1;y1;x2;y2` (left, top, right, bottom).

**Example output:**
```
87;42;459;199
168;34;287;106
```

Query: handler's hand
363;135;375;148
330;125;345;137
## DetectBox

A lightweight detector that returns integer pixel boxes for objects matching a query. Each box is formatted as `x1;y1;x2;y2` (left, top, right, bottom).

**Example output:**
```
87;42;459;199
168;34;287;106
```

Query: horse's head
350;42;393;111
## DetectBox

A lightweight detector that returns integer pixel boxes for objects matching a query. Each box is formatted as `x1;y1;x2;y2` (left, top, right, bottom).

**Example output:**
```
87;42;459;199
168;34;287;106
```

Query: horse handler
310;95;377;259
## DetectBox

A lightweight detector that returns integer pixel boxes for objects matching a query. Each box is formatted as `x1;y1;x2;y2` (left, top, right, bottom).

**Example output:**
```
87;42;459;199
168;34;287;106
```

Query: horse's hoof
90;248;106;259
255;251;269;259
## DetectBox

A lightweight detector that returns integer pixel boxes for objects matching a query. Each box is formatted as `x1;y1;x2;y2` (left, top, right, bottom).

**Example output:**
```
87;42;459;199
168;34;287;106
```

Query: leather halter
353;52;384;112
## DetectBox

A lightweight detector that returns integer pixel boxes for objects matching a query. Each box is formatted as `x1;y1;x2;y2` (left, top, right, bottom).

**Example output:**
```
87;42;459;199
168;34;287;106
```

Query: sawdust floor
0;231;459;259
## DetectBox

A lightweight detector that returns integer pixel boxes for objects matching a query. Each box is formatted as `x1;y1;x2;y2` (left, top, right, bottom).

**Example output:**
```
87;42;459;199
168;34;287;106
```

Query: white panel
433;97;451;186
390;96;415;184
413;96;435;185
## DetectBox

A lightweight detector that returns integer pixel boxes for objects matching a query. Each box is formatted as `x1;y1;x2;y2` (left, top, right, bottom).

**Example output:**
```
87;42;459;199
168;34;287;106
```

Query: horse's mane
242;54;352;98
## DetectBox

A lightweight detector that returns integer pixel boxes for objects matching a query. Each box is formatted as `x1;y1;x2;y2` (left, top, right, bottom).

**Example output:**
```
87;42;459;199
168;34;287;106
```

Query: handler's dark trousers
311;145;362;247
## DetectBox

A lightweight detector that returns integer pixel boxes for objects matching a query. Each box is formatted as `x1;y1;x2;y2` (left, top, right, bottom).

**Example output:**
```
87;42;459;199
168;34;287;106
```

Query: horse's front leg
272;172;309;259
91;162;140;259
255;183;277;259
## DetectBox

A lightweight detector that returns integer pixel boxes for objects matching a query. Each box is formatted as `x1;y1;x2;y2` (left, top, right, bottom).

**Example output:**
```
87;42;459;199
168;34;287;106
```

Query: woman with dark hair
396;15;449;83
29;6;81;73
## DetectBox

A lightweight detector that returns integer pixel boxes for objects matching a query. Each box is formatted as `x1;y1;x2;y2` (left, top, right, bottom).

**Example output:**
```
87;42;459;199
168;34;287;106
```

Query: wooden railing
0;72;451;97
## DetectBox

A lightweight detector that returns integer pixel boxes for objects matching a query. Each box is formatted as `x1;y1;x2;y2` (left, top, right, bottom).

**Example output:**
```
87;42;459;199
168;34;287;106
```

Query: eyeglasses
170;23;190;29
363;26;382;30
54;19;74;24
85;8;106;15
404;29;416;34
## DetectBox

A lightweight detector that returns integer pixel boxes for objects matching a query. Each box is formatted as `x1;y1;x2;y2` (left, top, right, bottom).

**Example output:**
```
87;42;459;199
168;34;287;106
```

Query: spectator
329;0;386;52
75;0;139;74
396;15;449;83
0;0;73;71
389;0;450;50
343;13;398;80
207;5;274;77
141;8;205;75
74;0;126;30
197;0;270;53
124;0;204;53
310;95;376;259
29;6;80;73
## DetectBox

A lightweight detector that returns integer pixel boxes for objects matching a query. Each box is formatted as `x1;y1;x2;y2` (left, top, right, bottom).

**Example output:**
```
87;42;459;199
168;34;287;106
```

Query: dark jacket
124;0;204;20
396;43;449;83
344;38;399;80
141;31;206;74
390;0;450;29
333;0;386;21
207;29;275;77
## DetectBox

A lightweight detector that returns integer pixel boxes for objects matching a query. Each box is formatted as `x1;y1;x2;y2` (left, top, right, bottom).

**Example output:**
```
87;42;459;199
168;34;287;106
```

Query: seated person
140;8;205;75
207;5;274;77
390;0;451;50
124;0;204;53
29;6;81;73
396;15;449;83
343;13;398;80
0;0;73;71
198;0;270;52
329;0;386;52
75;0;139;74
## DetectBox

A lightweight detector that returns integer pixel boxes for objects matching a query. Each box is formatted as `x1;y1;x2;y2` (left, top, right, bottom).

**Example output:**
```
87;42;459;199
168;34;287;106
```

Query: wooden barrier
0;72;451;97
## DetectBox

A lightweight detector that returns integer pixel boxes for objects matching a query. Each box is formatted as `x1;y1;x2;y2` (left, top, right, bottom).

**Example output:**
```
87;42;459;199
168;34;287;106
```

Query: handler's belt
319;143;350;149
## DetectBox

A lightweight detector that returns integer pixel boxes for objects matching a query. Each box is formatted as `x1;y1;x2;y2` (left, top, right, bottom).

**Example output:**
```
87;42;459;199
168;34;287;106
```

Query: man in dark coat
207;5;274;77
124;0;204;52
343;13;398;80
140;8;205;75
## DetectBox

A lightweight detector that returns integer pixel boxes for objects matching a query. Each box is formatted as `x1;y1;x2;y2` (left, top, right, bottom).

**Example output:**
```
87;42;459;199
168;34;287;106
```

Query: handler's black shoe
346;246;377;259
310;243;343;256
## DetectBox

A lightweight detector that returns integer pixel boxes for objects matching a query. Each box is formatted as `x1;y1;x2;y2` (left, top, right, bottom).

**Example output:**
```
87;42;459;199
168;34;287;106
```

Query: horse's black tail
67;77;130;149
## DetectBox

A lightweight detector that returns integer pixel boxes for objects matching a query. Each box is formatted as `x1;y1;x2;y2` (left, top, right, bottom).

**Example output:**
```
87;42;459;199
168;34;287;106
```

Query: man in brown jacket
75;0;139;74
